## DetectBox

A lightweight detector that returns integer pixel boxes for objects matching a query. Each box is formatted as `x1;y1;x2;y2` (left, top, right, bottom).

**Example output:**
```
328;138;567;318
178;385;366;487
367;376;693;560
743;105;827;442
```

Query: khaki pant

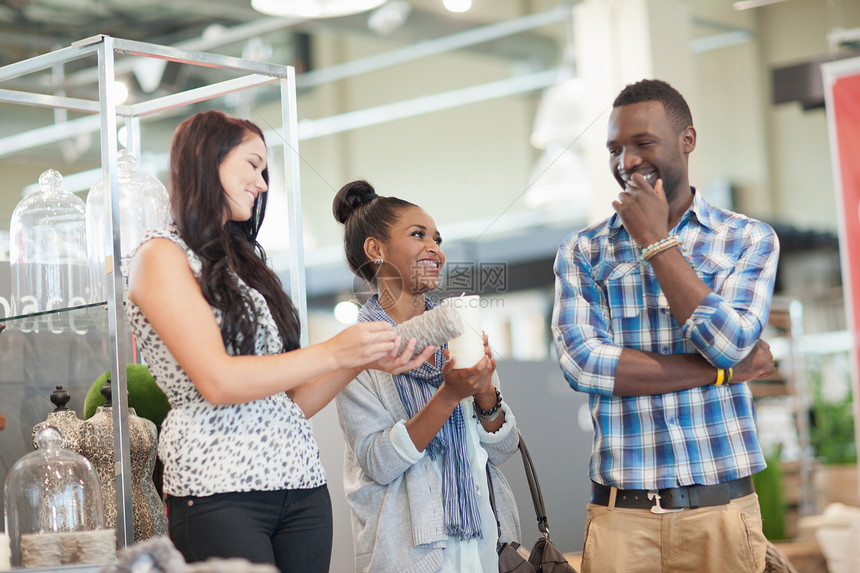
581;492;766;573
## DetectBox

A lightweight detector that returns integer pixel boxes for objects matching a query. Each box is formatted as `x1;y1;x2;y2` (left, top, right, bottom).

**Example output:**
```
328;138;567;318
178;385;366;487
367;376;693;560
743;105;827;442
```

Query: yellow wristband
714;368;725;386
727;367;733;384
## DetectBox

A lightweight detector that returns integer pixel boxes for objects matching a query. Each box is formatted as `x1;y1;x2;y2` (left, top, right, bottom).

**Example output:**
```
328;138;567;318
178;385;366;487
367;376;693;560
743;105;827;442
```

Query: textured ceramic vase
141;417;168;536
78;381;165;542
32;386;84;455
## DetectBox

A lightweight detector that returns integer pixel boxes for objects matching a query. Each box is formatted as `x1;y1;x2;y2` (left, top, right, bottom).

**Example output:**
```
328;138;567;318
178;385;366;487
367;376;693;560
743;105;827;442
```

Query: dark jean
166;485;333;573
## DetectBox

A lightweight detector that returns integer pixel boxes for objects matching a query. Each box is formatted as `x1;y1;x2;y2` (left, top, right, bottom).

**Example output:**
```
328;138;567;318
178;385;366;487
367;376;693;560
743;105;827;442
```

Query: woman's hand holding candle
444;294;483;369
440;347;493;403
471;334;498;411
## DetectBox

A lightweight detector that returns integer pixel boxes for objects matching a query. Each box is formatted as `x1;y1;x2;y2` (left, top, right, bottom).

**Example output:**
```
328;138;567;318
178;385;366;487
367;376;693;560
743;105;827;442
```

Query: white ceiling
2;0;859;288
0;0;562;163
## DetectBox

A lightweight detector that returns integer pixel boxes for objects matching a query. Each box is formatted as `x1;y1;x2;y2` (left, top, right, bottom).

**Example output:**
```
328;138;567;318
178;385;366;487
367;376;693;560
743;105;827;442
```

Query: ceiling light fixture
367;0;411;35
524;145;590;211
113;81;130;104
732;0;789;10
251;0;388;18
334;300;360;324
530;77;586;149
443;0;471;13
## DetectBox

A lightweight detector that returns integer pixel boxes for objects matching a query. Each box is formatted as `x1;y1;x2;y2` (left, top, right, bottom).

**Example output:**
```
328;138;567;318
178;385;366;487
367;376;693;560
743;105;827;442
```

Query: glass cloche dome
86;148;170;301
9;169;92;316
4;423;105;567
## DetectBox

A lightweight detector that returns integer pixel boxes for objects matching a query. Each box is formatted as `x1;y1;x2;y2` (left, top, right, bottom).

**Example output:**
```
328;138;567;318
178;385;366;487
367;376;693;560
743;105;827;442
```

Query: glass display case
0;35;306;569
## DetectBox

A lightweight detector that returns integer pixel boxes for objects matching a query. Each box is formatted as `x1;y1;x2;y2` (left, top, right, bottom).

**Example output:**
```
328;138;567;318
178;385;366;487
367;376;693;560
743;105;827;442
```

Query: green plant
753;453;787;540
84;364;170;430
808;355;857;466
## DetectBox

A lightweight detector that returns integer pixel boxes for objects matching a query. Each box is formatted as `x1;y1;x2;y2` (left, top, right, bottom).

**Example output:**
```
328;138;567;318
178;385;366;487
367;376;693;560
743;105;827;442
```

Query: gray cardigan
336;367;522;573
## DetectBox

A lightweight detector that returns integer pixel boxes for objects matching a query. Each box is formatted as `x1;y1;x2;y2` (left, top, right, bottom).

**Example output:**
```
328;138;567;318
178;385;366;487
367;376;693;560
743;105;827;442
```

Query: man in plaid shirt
552;79;779;573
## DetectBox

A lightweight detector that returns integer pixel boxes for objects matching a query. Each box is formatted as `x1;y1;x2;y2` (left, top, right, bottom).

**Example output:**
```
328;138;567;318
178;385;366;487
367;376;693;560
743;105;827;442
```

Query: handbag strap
486;462;503;543
486;430;552;541
517;432;550;538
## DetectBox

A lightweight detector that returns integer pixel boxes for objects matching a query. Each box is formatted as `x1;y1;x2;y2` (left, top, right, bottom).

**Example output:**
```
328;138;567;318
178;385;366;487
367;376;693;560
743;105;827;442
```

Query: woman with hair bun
126;112;431;573
333;179;522;573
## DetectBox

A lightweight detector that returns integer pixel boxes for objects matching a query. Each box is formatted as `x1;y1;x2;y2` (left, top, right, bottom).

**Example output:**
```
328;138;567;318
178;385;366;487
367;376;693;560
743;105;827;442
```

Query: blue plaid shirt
551;191;779;490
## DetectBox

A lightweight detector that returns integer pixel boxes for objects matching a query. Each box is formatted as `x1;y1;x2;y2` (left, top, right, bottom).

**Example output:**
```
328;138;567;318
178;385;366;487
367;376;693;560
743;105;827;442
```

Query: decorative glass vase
9;169;91;318
85;148;169;302
3;424;104;567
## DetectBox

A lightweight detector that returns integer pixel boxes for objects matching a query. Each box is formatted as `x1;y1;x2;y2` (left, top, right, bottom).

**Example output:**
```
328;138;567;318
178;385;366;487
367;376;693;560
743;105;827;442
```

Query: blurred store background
1;1;859;571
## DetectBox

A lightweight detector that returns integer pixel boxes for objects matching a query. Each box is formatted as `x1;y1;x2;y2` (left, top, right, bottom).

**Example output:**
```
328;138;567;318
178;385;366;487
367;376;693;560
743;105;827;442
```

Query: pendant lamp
524;144;590;210
251;0;388;18
530;77;587;150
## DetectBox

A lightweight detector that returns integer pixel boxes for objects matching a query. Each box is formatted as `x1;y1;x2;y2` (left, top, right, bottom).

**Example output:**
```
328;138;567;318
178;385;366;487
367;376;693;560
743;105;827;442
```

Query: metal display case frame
0;35;307;553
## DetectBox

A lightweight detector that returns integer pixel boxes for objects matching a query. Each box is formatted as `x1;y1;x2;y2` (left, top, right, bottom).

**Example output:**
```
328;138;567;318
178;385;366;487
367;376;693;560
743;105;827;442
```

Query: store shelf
762;297;816;531
0;301;107;323
19;566;102;573
749;379;790;398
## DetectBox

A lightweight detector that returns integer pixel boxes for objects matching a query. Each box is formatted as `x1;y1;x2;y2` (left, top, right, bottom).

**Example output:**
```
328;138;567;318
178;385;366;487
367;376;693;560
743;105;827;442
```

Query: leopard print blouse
126;226;326;497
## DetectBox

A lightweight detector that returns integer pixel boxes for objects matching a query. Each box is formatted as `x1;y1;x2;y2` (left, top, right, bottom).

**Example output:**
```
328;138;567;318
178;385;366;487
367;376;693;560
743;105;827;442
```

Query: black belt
590;476;755;511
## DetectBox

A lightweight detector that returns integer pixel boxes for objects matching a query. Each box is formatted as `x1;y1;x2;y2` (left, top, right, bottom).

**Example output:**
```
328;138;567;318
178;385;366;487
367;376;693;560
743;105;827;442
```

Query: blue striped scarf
359;294;483;540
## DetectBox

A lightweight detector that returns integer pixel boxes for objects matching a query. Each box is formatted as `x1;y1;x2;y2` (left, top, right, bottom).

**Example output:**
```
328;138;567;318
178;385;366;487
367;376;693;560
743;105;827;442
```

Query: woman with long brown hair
126;111;432;572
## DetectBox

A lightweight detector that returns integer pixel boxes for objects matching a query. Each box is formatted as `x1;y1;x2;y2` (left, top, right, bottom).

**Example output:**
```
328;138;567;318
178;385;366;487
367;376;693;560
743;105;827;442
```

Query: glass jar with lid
86;148;169;302
9;169;92;317
4;423;105;567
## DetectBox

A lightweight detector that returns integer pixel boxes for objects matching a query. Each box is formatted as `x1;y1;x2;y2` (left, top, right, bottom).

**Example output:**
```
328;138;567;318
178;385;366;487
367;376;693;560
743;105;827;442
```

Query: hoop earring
374;258;383;265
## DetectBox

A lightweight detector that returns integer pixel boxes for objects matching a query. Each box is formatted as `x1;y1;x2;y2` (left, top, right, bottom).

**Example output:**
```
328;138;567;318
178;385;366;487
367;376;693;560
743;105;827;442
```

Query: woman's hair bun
333;179;379;224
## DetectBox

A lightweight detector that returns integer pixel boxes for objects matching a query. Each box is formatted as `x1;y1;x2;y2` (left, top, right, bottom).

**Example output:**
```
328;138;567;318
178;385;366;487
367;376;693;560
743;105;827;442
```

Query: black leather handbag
489;431;578;573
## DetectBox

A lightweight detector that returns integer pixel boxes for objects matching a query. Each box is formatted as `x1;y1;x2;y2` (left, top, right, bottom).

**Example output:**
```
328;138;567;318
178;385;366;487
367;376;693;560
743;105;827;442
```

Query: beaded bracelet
641;236;679;262
678;243;696;269
640;235;697;269
473;388;502;422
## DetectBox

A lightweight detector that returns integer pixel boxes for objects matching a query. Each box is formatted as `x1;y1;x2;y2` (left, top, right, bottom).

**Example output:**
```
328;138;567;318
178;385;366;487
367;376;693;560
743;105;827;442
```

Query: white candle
444;295;483;369
0;533;10;572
